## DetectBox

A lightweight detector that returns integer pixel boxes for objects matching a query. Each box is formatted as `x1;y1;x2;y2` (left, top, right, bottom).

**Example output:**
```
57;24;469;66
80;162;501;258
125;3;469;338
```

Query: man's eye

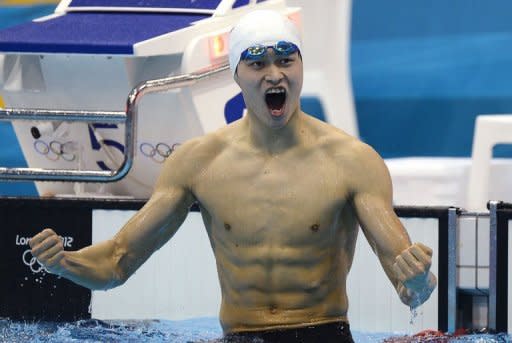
249;61;264;68
279;58;293;65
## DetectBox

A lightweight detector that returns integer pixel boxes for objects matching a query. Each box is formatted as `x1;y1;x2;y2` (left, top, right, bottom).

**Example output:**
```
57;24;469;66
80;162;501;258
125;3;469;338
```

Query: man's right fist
29;228;65;275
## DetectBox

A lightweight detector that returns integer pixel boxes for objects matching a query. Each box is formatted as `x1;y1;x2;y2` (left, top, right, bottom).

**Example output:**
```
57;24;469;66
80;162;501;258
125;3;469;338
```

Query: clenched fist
393;242;437;308
29;228;66;275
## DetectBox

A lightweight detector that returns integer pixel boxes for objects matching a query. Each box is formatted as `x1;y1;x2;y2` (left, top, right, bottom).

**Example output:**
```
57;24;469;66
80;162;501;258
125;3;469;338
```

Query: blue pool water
1;317;512;342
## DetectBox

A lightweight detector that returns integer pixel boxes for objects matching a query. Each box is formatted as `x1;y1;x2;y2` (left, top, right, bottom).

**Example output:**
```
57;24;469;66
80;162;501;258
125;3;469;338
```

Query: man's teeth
266;88;285;94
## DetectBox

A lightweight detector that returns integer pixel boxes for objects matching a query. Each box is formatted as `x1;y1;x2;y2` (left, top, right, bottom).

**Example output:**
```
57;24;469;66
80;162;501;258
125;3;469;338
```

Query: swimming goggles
240;41;299;61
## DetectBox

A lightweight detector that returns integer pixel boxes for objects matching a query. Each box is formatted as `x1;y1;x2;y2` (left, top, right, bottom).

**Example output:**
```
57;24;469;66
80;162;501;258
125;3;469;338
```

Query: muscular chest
193;149;349;245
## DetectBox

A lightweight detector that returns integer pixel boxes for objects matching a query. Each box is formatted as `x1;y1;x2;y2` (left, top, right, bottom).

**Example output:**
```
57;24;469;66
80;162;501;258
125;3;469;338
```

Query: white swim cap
229;10;302;76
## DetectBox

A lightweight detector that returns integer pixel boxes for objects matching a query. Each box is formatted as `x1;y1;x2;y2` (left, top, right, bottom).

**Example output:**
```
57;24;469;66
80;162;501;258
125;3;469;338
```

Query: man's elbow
102;239;132;290
100;268;129;290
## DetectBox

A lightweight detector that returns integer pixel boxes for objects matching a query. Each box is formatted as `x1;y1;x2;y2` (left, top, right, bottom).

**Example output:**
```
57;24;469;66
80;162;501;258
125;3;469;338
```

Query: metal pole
447;207;458;333
488;200;499;331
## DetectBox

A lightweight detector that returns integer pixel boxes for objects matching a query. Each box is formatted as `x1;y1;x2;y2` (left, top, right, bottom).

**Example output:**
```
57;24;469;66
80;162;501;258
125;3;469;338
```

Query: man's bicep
119;185;194;248
112;184;194;273
350;147;410;265
136;138;199;244
350;144;396;245
148;142;199;244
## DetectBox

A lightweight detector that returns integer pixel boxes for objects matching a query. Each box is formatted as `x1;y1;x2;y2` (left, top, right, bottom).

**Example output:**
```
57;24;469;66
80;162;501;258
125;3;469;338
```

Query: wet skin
30;49;436;334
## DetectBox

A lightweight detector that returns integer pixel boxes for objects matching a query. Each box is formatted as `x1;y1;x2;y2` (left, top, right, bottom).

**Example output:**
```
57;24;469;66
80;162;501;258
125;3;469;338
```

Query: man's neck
244;108;304;155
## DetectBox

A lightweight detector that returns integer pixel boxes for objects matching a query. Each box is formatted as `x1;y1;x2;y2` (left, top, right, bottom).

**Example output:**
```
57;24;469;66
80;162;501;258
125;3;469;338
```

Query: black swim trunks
215;321;354;343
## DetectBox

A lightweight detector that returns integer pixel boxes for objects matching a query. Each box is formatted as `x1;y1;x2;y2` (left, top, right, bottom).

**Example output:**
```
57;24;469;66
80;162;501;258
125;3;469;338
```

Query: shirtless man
30;10;436;343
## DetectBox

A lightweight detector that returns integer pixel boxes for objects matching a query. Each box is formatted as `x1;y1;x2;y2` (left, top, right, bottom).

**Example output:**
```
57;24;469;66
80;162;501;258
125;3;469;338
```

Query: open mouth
265;87;287;116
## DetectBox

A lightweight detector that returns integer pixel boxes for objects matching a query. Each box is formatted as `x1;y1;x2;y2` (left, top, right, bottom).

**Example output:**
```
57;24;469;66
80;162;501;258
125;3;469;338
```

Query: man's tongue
266;92;286;117
270;107;284;116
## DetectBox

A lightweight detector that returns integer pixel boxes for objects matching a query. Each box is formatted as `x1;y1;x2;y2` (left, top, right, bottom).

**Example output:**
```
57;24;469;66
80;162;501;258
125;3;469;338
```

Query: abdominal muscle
212;228;352;334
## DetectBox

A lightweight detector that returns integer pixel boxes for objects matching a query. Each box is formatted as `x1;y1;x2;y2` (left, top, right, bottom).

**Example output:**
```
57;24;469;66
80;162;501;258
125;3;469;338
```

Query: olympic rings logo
33;140;76;162
139;142;180;163
22;249;48;274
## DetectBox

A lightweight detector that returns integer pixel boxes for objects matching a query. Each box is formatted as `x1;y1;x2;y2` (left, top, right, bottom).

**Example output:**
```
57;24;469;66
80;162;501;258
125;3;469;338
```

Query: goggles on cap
240;41;299;61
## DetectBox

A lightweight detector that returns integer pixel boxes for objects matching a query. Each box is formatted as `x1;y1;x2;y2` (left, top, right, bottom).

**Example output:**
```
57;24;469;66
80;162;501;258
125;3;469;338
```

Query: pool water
1;317;511;342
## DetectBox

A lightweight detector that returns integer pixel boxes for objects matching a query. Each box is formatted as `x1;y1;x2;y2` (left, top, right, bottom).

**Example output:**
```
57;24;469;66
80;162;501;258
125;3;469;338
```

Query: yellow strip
0;95;5;109
0;0;59;5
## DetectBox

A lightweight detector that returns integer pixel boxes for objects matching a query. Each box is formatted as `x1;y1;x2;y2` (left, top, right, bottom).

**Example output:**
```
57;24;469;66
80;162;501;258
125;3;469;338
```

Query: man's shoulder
303;114;363;152
156;124;237;186
168;121;244;172
176;125;234;156
303;114;383;165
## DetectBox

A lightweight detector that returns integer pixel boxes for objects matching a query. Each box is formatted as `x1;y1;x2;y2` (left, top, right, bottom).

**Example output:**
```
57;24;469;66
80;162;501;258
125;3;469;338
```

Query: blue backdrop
351;0;512;158
2;2;512;196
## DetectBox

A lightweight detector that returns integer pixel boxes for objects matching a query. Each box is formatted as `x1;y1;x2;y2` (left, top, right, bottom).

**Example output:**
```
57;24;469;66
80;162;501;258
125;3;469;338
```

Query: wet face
234;49;303;129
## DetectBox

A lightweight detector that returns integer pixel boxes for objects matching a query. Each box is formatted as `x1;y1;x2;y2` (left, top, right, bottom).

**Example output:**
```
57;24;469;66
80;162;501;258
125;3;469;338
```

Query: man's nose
264;65;283;85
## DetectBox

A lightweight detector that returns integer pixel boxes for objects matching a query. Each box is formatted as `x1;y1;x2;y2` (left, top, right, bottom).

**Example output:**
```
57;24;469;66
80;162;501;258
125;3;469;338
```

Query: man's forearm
57;240;127;290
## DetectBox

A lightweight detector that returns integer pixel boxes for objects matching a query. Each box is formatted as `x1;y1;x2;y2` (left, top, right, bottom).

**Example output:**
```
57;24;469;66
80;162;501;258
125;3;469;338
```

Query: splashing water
0;318;223;343
1;318;512;343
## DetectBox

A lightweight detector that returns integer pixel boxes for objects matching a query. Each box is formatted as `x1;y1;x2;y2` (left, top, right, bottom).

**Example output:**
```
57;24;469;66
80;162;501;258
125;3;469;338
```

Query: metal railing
0;63;230;182
447;207;458;333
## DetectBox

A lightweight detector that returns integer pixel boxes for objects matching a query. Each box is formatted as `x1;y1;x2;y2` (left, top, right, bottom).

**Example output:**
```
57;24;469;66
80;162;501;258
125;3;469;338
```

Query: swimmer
30;10;436;343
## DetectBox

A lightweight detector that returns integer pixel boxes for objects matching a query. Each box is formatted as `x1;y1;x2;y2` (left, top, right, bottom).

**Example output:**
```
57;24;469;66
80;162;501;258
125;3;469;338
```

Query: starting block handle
0;63;230;182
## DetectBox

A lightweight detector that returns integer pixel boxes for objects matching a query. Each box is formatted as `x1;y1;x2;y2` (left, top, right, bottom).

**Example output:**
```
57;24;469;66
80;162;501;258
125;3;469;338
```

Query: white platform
386;157;512;209
467;115;512;211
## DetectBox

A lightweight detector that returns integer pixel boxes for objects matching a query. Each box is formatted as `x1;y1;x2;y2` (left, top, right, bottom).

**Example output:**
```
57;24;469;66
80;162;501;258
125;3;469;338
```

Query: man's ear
233;69;240;86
